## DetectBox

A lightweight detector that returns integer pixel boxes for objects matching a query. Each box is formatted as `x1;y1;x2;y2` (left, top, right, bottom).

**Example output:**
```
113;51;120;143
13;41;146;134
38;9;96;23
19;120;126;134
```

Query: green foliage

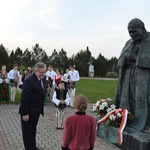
58;48;68;71
106;71;118;78
0;43;119;77
14;47;23;66
74;47;92;76
0;44;9;67
8;50;15;70
31;44;49;64
107;57;118;73
94;53;107;77
22;48;32;67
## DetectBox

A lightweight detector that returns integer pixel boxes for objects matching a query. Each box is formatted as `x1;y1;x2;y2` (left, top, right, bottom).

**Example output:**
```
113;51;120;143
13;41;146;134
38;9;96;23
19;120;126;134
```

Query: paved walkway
0;102;121;150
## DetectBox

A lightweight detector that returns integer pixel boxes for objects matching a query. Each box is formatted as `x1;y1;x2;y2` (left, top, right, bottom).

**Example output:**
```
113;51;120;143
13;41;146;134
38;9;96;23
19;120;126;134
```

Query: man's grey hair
128;18;146;31
34;62;47;71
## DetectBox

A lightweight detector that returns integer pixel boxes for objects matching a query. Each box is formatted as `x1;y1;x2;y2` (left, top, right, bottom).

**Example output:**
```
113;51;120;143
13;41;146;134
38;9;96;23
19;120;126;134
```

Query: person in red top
54;69;62;90
0;65;9;102
62;95;96;150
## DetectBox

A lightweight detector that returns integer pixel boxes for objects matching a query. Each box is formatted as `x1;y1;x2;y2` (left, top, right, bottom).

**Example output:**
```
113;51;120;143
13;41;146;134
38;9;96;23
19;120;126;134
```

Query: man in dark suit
19;62;47;150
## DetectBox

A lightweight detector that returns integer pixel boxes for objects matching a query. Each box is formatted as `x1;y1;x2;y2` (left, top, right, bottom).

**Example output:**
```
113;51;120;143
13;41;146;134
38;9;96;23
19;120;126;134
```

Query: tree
0;44;9;68
31;44;49;64
74;46;92;76
48;48;68;73
0;42;119;77
9;50;15;69
22;48;32;67
14;47;23;66
58;48;68;72
49;49;59;68
107;57;118;72
106;57;118;77
94;53;107;77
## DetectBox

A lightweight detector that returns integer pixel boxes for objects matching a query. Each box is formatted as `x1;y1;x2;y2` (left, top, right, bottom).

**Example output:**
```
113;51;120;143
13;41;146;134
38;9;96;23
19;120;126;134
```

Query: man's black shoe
56;127;64;130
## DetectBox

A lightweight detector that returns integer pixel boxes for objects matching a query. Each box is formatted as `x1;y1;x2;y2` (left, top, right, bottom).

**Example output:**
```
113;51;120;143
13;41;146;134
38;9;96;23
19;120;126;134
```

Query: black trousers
21;116;39;150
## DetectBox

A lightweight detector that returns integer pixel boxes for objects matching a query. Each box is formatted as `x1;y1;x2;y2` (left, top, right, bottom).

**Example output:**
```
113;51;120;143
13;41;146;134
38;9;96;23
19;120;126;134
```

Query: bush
106;71;118;78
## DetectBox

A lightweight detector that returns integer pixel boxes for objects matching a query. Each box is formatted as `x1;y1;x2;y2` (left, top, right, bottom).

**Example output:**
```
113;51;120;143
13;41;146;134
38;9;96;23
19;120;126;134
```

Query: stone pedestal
88;71;94;78
97;123;150;150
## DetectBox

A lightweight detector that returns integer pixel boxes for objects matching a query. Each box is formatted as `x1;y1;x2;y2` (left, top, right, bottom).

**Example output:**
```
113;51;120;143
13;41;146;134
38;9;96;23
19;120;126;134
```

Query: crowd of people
0;64;80;105
0;64;32;102
0;62;97;150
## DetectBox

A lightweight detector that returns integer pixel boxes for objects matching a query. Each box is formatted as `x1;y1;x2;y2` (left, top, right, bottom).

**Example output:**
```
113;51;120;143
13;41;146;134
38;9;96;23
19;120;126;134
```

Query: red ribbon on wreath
97;108;128;144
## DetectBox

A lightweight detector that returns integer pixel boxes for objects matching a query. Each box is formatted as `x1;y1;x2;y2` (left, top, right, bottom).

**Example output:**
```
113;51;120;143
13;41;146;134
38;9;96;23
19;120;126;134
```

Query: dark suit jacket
19;73;46;119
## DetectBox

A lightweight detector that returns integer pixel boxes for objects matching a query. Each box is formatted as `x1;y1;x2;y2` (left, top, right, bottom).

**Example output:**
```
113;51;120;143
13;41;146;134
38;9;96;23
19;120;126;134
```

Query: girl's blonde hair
74;95;88;112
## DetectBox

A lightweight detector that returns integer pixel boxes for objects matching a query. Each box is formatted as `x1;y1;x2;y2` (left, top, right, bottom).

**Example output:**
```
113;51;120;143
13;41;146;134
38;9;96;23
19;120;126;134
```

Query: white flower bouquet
92;98;116;114
108;109;134;127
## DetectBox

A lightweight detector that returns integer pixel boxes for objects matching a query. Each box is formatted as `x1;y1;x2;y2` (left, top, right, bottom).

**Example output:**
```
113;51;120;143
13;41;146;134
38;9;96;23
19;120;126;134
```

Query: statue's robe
115;32;150;131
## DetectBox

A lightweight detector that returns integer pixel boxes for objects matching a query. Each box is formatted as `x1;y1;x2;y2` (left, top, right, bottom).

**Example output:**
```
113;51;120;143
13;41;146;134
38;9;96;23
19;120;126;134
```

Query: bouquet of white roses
92;98;116;114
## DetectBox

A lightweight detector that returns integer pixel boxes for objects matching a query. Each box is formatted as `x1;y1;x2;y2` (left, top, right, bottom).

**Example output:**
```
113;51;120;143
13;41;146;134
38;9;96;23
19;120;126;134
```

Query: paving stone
0;103;121;150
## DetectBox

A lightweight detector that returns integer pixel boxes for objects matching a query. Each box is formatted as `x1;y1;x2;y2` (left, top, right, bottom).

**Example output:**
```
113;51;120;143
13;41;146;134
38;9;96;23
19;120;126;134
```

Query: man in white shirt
68;65;80;107
46;65;57;101
7;64;22;102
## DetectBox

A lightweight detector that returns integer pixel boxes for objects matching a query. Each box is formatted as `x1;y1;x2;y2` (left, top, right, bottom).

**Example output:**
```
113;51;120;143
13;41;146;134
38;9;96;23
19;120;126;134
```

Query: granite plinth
97;123;150;150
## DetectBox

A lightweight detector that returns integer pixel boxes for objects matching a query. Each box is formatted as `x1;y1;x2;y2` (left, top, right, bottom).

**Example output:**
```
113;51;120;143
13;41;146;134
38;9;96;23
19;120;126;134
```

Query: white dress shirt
46;70;57;80
68;70;80;82
7;69;22;84
52;91;70;106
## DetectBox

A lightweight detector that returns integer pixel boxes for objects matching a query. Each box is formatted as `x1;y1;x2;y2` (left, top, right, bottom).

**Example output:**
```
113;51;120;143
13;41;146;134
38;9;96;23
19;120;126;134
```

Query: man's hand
69;80;73;82
22;115;29;121
60;100;65;104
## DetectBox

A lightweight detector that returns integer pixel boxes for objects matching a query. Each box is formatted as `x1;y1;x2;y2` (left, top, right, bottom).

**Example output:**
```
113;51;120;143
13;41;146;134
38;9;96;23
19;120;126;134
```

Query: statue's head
127;18;146;42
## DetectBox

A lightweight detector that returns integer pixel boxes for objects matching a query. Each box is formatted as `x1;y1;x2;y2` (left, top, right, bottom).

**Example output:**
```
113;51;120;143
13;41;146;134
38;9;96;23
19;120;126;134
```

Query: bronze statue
115;18;150;131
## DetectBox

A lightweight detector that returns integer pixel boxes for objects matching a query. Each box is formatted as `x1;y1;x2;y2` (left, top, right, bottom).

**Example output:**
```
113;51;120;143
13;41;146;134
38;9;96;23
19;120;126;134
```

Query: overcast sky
0;0;150;59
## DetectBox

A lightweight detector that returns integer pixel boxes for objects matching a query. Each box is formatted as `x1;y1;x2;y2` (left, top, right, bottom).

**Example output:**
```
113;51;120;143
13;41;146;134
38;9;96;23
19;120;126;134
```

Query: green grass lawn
76;79;118;103
6;79;118;104
15;91;21;104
